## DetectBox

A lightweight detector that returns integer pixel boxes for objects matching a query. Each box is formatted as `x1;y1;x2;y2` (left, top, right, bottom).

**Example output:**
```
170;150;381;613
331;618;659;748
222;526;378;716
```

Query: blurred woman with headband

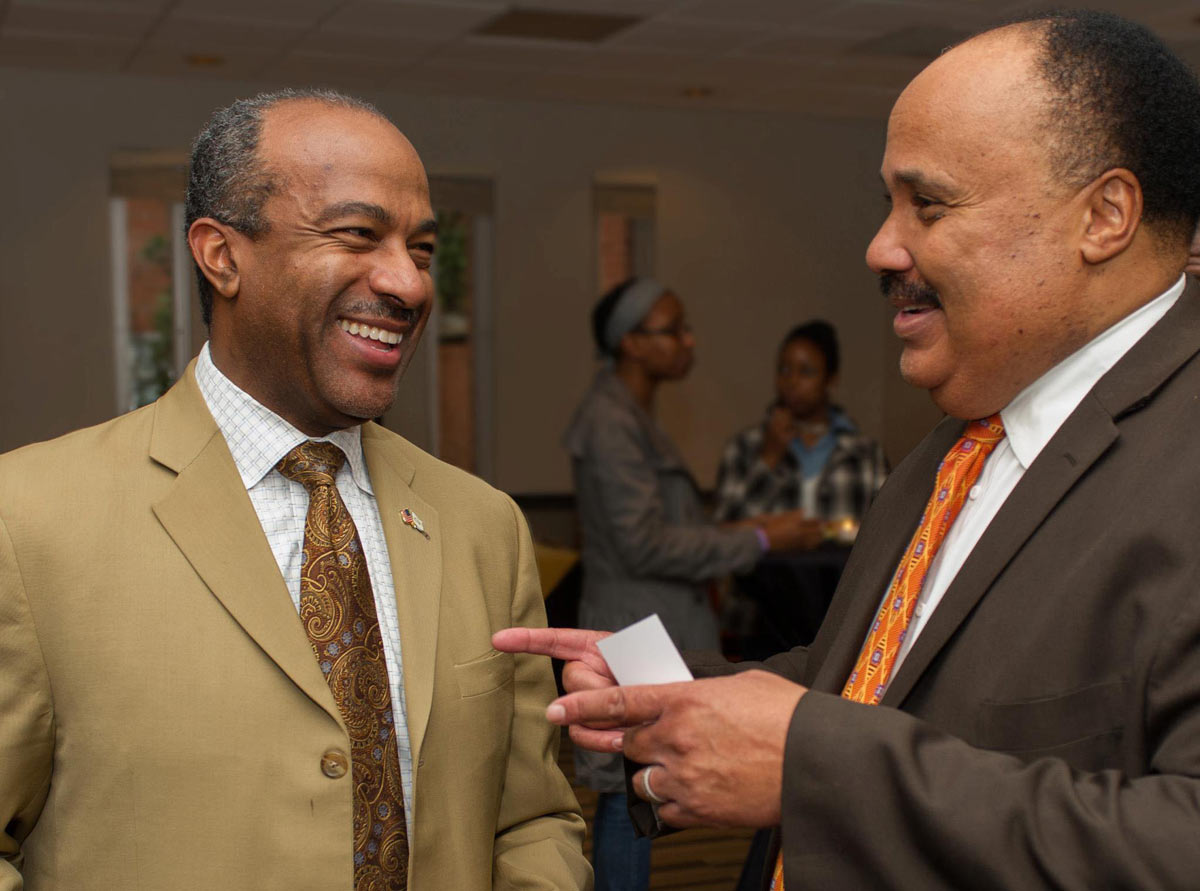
562;277;816;891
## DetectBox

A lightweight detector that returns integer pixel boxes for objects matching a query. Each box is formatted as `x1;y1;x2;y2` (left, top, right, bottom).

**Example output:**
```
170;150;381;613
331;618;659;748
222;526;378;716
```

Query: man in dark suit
496;9;1200;888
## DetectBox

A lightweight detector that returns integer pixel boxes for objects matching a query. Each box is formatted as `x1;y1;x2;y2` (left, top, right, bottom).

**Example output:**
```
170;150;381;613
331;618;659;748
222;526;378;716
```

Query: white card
596;614;694;686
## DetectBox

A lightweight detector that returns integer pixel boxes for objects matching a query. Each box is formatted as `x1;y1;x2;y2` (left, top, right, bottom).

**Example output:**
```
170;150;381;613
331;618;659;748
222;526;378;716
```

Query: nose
368;243;432;311
865;212;913;276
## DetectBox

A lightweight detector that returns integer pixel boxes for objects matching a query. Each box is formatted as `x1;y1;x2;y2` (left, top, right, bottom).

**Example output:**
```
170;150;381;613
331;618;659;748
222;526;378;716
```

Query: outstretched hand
491;626;625;751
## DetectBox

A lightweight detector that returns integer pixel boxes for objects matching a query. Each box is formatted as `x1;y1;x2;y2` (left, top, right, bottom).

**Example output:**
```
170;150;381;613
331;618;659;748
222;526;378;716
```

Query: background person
715;320;890;659
562;277;817;891
714;319;887;529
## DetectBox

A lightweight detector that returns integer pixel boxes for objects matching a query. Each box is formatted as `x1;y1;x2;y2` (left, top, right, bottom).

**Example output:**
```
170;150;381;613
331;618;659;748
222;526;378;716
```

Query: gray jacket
563;369;761;651
564;370;761;792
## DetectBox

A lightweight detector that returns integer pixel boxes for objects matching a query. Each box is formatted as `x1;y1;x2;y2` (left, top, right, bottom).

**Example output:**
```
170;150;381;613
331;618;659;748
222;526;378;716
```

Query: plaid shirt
713;412;889;523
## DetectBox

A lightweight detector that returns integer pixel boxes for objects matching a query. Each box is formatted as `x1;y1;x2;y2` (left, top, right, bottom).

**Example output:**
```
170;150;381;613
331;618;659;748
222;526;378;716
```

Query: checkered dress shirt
194;343;414;832
713;413;889;523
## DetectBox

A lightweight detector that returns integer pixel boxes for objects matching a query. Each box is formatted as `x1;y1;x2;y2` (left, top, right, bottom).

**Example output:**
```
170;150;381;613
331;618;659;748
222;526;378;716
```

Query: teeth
340;319;403;345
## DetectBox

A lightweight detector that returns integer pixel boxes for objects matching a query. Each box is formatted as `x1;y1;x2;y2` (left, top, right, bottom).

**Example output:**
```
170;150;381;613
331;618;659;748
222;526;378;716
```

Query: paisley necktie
277;441;408;890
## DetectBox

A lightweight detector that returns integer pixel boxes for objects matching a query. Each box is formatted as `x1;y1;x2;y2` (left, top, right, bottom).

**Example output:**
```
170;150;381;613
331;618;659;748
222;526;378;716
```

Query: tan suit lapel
882;281;1200;707
148;365;342;727
362;424;442;771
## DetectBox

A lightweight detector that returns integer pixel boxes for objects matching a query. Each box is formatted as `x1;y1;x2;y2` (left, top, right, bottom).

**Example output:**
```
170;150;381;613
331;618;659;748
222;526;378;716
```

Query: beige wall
0;67;942;491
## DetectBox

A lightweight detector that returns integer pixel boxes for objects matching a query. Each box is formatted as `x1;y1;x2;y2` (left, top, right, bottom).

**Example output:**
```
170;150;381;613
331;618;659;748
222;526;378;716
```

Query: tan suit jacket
0;367;590;890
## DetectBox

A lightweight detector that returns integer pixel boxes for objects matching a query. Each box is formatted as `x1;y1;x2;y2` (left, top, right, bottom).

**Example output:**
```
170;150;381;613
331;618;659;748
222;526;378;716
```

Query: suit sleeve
0;512;54;891
778;595;1200;891
585;410;760;582
491;496;591;890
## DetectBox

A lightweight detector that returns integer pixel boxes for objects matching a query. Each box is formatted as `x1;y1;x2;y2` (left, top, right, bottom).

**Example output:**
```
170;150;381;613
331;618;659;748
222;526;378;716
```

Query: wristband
754;526;770;552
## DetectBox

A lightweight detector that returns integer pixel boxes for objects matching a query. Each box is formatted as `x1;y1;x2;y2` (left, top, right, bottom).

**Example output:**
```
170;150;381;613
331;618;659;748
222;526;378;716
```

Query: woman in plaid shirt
714;321;889;526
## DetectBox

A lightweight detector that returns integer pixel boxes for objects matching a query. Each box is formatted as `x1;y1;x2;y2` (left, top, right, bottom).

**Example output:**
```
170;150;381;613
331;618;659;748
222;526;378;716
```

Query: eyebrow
313;205;439;239
412;218;438;237
889;169;959;196
314;201;396;228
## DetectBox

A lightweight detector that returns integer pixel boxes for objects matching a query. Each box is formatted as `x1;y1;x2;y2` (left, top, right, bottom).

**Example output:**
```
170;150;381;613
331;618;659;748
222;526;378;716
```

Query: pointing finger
492;627;611;667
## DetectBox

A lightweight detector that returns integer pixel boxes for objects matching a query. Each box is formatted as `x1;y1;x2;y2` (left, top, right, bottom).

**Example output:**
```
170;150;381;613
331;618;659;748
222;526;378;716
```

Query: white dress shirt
194;343;415;829
888;275;1186;681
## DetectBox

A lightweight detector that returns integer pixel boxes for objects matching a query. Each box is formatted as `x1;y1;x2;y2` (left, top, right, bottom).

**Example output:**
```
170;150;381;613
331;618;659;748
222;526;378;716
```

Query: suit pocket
975;679;1127;767
453;649;515;698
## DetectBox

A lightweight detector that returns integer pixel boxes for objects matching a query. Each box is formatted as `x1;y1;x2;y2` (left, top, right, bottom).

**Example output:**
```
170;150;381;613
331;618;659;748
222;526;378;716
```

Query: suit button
321;750;349;779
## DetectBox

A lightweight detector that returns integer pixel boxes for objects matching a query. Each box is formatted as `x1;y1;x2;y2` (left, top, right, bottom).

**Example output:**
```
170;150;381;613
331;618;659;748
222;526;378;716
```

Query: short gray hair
185;88;386;326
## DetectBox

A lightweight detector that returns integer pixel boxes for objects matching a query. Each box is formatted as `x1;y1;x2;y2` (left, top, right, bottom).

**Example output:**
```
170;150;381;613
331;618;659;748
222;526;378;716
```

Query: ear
187;218;241;300
619;330;645;361
1079;168;1142;265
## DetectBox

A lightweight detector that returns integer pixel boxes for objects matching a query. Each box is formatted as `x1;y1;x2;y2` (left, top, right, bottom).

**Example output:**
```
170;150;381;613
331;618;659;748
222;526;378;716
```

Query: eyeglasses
633;322;692;339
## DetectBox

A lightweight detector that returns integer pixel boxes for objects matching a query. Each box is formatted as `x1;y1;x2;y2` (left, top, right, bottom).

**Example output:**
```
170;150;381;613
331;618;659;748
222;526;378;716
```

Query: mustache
341;300;420;324
880;273;941;308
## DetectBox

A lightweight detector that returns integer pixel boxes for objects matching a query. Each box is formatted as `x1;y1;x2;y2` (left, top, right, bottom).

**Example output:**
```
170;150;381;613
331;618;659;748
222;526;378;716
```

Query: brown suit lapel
878;281;1200;707
362;423;442;771
808;418;960;694
148;364;343;727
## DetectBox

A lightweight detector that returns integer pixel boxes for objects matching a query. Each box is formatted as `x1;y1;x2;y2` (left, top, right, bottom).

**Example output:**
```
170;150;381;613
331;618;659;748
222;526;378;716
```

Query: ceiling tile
4;2;156;37
999;0;1186;26
0;29;136;72
605;18;770;53
428;35;595;71
124;42;269;78
667;0;843;28
170;0;340;27
263;50;414;89
733;28;864;60
813;1;995;36
511;0;674;13
10;0;168;10
567;46;732;83
816;53;926;88
148;14;304;50
292;27;441;63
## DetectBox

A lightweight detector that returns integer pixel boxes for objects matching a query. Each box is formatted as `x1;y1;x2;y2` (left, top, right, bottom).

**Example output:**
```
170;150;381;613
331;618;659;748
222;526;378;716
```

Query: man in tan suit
0;90;589;890
498;10;1200;889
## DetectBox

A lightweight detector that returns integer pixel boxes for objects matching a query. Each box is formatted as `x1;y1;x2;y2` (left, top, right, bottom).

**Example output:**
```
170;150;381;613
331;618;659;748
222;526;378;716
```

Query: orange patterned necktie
770;414;1005;891
277;441;408;891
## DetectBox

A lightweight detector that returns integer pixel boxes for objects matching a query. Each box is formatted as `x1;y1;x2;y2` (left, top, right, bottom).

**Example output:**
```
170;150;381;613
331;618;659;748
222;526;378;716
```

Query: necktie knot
276;441;347;491
963;413;1005;446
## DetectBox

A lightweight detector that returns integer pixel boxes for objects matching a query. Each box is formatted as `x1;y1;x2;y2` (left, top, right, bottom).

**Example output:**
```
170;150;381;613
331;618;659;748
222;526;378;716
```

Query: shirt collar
829;407;856;435
1000;275;1185;470
194;342;373;495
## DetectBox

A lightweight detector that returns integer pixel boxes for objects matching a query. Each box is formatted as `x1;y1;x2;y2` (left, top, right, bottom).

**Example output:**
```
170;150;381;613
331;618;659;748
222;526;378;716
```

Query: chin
328;387;401;427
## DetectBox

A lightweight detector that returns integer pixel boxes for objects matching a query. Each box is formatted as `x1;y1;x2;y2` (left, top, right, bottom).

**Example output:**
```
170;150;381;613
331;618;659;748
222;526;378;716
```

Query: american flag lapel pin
400;508;430;540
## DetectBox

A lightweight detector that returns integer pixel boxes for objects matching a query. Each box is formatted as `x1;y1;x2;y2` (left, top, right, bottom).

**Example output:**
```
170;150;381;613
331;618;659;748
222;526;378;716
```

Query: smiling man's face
208;100;436;435
866;29;1095;420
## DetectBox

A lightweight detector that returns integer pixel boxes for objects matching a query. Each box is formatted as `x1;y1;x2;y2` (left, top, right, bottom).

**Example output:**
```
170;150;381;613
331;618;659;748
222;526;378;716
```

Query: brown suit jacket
690;281;1200;888
0;367;590;890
